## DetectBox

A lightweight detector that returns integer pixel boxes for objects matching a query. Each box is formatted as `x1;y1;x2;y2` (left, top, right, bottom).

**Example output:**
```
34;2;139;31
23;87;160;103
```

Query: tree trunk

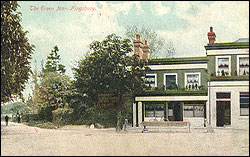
116;110;122;132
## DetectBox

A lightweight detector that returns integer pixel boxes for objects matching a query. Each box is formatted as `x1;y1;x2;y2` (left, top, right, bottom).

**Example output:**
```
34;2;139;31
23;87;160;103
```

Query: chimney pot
210;27;213;32
207;27;216;45
136;34;140;40
144;40;147;45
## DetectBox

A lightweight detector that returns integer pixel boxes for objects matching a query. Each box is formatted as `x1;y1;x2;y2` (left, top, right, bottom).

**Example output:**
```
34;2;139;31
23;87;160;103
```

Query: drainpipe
208;81;211;126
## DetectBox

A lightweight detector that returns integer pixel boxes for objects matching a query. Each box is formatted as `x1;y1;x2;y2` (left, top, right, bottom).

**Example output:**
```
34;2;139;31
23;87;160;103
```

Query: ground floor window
145;103;164;118
240;92;249;116
184;102;204;117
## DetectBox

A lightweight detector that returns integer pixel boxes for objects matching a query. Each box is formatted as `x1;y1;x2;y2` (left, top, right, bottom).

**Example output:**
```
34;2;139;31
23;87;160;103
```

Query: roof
204;41;249;50
234;38;249;42
149;56;208;65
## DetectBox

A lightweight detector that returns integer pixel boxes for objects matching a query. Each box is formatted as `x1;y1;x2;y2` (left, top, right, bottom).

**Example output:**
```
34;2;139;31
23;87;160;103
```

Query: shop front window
184;102;204;117
145;103;164;117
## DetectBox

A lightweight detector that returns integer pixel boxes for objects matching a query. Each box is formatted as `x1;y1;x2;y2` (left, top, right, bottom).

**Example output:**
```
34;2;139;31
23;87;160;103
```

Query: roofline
149;56;208;65
204;41;249;50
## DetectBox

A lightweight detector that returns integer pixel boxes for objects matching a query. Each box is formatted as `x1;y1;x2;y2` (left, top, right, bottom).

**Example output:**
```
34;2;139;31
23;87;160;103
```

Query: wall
209;81;249;129
147;68;208;89
208;54;244;76
183;117;205;128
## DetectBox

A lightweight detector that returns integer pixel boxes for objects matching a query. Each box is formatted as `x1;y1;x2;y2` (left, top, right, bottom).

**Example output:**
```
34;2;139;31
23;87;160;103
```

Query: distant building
132;27;249;129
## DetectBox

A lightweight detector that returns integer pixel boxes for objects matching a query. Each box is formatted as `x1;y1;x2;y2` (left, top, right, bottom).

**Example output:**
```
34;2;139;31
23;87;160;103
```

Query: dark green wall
207;54;239;76
147;68;208;89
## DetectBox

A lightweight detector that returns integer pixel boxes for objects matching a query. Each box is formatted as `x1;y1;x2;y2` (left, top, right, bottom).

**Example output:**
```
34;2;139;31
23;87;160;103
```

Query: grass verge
22;120;58;129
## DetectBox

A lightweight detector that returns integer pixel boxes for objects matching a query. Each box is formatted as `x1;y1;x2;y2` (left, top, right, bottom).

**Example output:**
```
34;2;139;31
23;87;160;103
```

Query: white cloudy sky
17;1;249;98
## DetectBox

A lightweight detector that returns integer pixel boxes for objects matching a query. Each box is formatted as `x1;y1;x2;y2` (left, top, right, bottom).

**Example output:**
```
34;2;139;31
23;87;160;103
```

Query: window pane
186;74;199;90
194;105;204;117
216;92;231;99
240;103;249;108
239;57;249;76
155;105;164;117
184;105;194;117
240;98;249;104
184;111;193;117
165;75;177;89
145;104;164;117
145;111;154;117
145;75;156;88
240;92;249;97
218;58;229;76
240;108;249;116
240;92;249;116
155;111;164;117
145;104;154;117
168;109;173;116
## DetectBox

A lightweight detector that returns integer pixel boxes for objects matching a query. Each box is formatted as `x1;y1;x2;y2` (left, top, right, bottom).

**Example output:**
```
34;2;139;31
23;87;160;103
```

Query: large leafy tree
1;1;35;103
125;25;175;58
37;72;72;122
73;34;147;131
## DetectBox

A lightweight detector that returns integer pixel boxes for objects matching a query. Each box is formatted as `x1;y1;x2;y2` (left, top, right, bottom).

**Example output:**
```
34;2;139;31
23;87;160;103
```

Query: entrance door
168;101;182;121
216;101;231;127
173;102;181;121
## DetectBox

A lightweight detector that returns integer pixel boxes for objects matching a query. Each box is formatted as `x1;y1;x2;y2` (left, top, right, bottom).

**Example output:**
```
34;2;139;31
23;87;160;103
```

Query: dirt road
1;121;249;156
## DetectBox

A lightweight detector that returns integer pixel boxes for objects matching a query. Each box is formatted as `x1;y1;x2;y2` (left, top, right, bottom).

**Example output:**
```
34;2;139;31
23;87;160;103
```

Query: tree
1;1;35;103
42;45;66;74
34;46;72;123
125;25;175;58
37;72;73;122
73;33;147;131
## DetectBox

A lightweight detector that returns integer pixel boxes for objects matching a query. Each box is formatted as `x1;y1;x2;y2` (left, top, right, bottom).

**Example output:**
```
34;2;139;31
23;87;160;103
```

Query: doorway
216;101;231;127
168;101;182;121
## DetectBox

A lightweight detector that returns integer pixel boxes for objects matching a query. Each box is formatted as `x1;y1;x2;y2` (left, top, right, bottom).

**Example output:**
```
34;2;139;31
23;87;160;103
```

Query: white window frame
145;74;157;87
185;72;201;87
163;73;178;89
215;56;231;76
237;55;249;76
239;92;249;117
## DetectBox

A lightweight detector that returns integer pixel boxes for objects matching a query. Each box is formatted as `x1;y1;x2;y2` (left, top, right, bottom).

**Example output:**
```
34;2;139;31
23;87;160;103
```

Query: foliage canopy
1;1;34;103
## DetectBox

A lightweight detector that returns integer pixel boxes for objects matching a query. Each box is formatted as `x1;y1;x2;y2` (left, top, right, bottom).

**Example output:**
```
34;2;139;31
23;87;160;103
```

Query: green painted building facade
132;30;249;129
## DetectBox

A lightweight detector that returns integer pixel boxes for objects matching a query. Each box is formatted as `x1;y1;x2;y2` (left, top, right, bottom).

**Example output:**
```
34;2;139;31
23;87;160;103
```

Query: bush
22;114;40;122
52;107;74;126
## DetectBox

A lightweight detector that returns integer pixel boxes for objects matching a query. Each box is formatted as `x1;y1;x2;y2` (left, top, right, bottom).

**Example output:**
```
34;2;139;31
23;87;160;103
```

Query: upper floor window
237;55;249;76
164;73;177;90
240;92;249;116
185;73;200;90
145;74;157;88
216;56;231;76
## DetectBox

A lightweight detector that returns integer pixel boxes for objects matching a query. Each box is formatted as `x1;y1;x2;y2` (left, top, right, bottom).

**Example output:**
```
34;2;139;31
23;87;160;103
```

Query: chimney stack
133;34;151;61
133;34;144;60
142;40;151;60
207;26;216;45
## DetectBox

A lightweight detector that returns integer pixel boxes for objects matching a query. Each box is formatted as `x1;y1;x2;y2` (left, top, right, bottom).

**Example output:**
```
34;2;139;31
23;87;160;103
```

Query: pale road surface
1;121;249;156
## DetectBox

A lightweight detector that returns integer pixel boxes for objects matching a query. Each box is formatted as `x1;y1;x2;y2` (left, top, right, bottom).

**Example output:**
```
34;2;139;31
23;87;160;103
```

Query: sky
17;1;249;99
